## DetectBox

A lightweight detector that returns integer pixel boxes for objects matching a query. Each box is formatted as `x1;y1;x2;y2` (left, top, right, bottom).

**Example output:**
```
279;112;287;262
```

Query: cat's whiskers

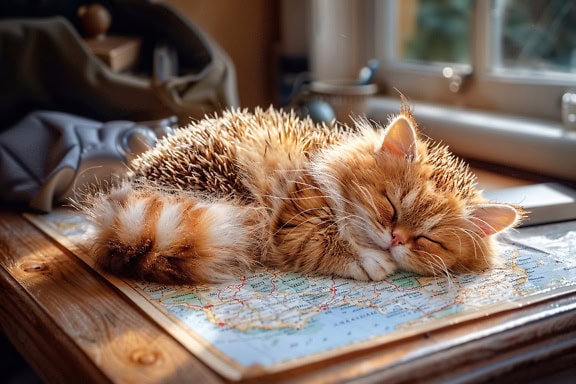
309;165;347;191
270;193;380;258
271;204;354;243
440;226;469;253
442;225;493;272
290;169;395;253
467;215;499;236
452;226;484;258
275;205;369;238
425;252;450;279
264;190;364;219
262;173;376;240
305;170;380;219
352;181;379;216
413;249;455;288
284;174;379;226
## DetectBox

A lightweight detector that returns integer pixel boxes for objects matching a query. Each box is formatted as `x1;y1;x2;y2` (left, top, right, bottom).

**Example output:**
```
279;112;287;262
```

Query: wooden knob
20;261;49;273
130;348;161;366
78;4;112;39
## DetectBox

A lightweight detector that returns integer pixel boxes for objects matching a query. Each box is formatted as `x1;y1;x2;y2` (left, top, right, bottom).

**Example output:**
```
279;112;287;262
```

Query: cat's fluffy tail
81;182;264;284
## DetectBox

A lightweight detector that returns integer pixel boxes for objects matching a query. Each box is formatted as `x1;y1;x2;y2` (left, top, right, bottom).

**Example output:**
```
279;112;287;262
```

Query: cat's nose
391;232;404;246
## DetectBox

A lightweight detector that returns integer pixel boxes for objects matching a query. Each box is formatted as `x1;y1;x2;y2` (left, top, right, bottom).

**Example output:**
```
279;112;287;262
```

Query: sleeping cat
80;106;523;284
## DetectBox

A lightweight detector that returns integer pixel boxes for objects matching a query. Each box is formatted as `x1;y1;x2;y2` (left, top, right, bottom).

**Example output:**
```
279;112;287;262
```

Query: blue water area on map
169;302;424;367
37;209;576;372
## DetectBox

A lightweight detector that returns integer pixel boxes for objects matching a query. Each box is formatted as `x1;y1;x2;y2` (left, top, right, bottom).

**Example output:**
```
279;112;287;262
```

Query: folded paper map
25;209;576;380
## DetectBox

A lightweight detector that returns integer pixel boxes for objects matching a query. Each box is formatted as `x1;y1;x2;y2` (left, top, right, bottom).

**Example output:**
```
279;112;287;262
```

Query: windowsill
366;96;576;182
472;167;534;191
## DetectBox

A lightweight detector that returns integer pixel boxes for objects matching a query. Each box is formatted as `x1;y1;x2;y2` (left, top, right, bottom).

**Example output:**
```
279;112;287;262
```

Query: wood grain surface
0;210;222;384
2;207;576;383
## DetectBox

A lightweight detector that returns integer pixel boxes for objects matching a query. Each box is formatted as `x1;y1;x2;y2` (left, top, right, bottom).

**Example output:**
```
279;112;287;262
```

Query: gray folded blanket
0;110;170;212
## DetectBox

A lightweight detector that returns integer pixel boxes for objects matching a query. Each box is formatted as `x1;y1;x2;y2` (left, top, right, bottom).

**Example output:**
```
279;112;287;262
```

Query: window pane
396;0;473;64
499;0;576;73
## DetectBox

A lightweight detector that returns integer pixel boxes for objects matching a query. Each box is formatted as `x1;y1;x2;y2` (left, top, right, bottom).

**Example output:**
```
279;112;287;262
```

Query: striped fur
80;107;523;284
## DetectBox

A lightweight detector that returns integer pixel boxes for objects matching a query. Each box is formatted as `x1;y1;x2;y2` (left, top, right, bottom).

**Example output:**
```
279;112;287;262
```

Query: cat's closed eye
375;194;397;228
384;195;398;222
415;235;447;250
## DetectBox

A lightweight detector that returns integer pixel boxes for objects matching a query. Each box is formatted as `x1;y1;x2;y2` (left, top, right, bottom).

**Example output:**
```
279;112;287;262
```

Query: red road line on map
320;277;338;310
268;273;278;296
381;278;421;292
414;299;462;318
231;276;247;305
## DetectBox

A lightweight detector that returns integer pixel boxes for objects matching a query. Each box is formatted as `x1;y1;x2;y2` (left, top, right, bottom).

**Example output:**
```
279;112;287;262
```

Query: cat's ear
470;203;522;237
381;115;418;158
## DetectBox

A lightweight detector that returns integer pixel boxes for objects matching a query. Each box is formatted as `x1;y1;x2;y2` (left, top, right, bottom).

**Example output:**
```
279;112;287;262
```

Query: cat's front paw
349;249;397;281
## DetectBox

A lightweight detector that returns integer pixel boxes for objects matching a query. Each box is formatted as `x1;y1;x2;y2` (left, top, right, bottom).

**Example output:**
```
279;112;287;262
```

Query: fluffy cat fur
80;106;523;284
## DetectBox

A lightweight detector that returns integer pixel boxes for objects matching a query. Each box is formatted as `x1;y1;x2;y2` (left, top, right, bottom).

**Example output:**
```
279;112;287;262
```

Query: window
395;0;472;66
497;0;576;74
308;0;576;180
375;0;576;121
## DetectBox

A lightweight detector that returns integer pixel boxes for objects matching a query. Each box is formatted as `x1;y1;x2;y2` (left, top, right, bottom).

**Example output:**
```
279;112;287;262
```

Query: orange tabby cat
81;106;523;284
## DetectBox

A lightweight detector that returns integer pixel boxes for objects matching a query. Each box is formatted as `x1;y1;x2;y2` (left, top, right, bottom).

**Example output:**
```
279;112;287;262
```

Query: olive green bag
0;0;239;211
0;0;239;130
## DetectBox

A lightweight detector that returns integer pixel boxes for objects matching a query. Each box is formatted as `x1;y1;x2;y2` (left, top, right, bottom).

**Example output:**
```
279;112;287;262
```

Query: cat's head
312;111;523;277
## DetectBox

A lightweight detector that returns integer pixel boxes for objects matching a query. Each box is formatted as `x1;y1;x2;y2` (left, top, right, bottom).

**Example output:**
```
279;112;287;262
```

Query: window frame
307;0;576;181
373;0;576;122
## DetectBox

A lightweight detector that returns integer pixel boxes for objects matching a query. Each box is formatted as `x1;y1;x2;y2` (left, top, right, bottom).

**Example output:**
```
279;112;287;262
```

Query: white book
483;182;576;226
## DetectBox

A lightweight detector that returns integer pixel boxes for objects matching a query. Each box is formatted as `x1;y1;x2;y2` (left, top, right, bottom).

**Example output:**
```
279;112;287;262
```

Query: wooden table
1;171;576;383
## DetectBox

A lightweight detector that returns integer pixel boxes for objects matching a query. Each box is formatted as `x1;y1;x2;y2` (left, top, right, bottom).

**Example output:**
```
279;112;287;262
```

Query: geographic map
26;209;576;380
